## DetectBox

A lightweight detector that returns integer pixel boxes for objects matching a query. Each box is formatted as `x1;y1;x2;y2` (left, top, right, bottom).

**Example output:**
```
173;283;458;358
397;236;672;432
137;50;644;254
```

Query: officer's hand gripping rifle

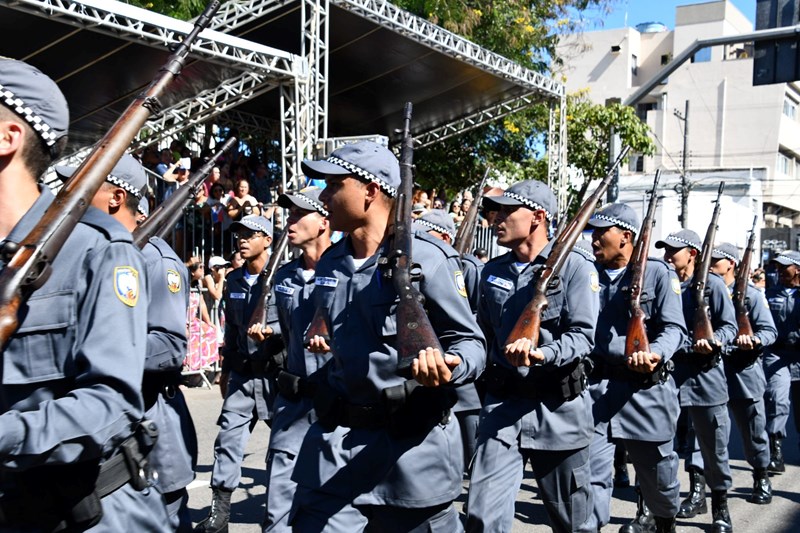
0;1;222;347
247;229;291;331
392;103;444;374
453;166;491;257
504;146;630;352
133;136;237;248
691;182;726;352
625;170;661;357
733;215;759;339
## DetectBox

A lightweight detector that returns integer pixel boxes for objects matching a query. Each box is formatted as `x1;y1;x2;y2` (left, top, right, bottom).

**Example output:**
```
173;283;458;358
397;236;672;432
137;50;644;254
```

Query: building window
777;152;792;176
631;54;638;76
691;47;711;63
636;102;657;122
783;98;797;120
661;54;671;65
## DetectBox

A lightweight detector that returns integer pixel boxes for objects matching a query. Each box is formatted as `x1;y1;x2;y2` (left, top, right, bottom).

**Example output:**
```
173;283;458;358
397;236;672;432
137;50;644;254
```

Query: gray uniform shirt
765;284;800;379
674;273;737;406
477;243;599;450
269;256;331;454
292;232;486;507
0;187;148;469
724;282;776;399
591;259;688;441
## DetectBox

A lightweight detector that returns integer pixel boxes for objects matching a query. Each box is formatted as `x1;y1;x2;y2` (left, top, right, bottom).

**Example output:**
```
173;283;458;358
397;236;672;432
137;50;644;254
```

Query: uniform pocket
372;294;399;338
4;290;76;384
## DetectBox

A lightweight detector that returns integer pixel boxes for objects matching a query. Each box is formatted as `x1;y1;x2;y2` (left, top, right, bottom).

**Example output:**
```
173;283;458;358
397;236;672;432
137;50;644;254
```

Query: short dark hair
0;105;67;179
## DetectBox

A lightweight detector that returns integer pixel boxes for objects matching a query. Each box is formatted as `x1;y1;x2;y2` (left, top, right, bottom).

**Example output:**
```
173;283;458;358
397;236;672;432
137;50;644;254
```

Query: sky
588;0;757;31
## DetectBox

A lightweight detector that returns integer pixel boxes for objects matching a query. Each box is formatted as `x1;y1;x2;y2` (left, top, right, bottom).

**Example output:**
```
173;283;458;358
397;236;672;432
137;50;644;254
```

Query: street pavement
183;383;800;532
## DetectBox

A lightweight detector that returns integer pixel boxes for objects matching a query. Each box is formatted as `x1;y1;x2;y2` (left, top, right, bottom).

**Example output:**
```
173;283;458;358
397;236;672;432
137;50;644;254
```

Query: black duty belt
590;358;673;387
276;370;318;402
726;348;762;371
672;351;720;371
483;360;588;402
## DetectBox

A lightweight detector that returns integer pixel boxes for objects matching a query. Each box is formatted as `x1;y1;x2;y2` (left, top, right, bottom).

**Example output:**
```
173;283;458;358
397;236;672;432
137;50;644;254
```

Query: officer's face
663;245;693;271
494;205;544;247
591;226;631;266
236;230;270;259
777;263;800;286
319;175;367;233
286;206;327;246
710;257;733;277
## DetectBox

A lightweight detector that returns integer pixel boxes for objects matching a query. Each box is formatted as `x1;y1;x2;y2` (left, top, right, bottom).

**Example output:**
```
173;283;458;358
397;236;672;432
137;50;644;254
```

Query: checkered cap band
416;218;455;239
712;248;737;263
107;174;142;199
326;155;397;198
777;254;800;267
592;213;638;234
502;191;553;220
669;234;701;251
299;192;328;216
0;84;58;147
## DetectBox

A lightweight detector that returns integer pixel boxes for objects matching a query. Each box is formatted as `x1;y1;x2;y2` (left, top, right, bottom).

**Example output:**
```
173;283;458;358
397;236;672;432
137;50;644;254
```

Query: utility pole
674;100;690;228
606;97;622;203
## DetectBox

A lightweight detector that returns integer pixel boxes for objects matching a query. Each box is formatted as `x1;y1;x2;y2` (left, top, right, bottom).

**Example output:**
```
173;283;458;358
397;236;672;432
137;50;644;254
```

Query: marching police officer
195;215;282;533
296;141;486;531
709;242;777;504
657;230;737;533
465;180;599;533
414;208;483;471
586;204;687;533
59;154;199;530
0;59;170;530
762;250;800;474
256;187;332;532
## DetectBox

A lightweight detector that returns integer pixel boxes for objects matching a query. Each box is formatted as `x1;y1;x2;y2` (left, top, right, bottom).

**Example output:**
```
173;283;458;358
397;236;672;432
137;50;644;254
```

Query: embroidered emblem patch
671;278;682;295
455;270;468;298
167;269;181;293
114;266;139;307
590;271;600;292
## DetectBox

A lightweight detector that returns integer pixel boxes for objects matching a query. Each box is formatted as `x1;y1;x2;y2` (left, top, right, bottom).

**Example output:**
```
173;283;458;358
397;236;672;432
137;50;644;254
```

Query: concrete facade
557;0;800;240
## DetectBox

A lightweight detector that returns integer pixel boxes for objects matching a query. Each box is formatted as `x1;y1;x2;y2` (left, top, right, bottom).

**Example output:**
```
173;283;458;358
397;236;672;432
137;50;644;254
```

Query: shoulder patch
590;271;600;292
454;270;468;298
671;277;682;295
166;269;181;293
114;266;140;306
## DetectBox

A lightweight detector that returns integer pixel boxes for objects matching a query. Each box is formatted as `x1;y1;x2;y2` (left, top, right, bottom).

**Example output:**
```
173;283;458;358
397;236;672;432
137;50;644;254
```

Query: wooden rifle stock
0;1;221;347
453;166;491;257
133;136;237;248
394;103;443;374
733;216;758;338
691;182;725;349
505;146;630;348
247;229;291;331
624;170;661;357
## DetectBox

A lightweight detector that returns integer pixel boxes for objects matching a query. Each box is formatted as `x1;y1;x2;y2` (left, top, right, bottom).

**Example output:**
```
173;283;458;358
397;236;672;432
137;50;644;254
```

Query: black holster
484;359;588;402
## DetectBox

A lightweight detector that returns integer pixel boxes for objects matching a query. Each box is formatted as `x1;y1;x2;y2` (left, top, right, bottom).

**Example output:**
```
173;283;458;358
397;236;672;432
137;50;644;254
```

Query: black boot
749;467;773;504
768;433;785;473
653;516;676;533
677;467;707;518
619;487;655;533
711;490;733;533
194;487;232;533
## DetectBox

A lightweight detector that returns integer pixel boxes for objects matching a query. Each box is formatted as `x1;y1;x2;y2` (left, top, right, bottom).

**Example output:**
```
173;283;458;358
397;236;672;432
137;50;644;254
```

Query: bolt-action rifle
133;136;237;248
505;146;630;349
453;167;491;257
691;182;726;351
247;229;291;331
0;1;222;347
733;215;759;338
625;170;661;356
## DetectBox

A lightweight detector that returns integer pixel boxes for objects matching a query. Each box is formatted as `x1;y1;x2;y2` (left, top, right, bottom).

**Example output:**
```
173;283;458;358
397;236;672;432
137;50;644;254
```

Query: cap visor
301;159;352;180
54;165;76;181
654;239;685;250
278;193;313;212
772;256;794;266
586;219;616;229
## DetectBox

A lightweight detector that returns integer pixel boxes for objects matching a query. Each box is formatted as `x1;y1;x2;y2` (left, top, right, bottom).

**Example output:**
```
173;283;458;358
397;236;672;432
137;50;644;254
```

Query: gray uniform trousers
683;404;732;490
589;432;679;525
466;427;593;533
763;353;791;437
211;370;275;489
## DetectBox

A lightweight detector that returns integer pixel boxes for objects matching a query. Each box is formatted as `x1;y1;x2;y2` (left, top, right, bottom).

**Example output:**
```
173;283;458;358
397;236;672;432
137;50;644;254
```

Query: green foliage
127;0;205;20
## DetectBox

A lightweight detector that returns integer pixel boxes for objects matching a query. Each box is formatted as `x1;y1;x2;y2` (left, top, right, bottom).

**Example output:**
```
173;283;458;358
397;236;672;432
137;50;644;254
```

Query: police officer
414;208;483;471
762;250;800;474
465;180;599;533
656;230;737;533
585;204;687;533
195;214;282;533
59;154;199;530
0;59;170;530
295;141;486;531
708;243;776;504
256;187;332;532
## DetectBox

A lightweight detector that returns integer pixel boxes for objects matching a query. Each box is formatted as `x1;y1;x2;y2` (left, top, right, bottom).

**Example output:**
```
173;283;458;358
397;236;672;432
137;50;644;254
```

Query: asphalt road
183;383;800;532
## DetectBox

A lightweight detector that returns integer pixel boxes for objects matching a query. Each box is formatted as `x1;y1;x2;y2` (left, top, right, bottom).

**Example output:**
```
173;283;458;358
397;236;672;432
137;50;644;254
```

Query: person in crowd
185;256;221;375
227;178;261;221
